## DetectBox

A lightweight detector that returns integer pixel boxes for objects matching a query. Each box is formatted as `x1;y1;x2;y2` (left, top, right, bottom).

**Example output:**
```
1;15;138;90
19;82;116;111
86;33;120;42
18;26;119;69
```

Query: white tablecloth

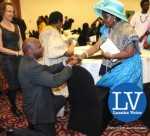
75;47;150;84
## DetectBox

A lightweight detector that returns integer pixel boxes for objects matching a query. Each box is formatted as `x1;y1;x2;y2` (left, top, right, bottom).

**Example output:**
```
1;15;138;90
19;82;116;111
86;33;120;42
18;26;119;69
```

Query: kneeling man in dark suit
10;37;77;136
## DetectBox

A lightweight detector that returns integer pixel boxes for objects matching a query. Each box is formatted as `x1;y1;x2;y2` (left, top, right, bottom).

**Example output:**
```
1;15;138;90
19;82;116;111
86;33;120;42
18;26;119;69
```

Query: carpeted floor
0;92;150;136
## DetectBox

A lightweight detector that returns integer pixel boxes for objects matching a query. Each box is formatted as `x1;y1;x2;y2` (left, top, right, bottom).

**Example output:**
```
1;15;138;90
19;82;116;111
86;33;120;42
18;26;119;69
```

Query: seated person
78;0;143;90
96;1;143;90
78;23;90;46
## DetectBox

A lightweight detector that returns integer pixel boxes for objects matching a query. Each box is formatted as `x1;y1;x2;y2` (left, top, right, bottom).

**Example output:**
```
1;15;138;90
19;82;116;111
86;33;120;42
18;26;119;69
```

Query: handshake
66;55;82;66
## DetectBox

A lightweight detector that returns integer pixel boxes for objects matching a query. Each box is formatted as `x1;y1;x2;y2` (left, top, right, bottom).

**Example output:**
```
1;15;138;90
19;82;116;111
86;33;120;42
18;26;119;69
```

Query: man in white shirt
130;0;150;49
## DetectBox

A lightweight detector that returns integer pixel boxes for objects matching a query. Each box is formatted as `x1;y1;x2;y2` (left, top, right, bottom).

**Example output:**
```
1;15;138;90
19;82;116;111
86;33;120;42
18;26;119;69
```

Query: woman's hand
16;50;23;56
66;44;75;56
102;51;113;59
67;48;74;56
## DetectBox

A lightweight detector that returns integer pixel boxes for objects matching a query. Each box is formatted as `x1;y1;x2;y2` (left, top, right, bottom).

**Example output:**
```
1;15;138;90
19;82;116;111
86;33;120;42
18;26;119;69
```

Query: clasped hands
66;50;114;66
66;55;82;66
66;52;114;66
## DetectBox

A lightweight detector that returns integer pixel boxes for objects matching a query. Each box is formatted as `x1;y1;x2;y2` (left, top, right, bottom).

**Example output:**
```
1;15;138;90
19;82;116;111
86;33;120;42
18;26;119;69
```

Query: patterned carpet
0;92;150;136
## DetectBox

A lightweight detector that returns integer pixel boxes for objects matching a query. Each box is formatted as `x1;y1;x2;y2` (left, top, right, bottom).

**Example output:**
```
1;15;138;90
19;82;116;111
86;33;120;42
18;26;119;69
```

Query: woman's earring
113;18;116;23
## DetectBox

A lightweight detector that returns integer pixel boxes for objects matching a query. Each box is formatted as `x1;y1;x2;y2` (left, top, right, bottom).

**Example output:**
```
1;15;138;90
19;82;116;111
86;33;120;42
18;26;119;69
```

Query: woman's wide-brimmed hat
94;0;128;22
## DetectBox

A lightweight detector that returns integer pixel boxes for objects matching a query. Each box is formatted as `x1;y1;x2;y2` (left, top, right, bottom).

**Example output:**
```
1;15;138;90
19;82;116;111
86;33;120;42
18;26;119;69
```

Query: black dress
0;24;20;90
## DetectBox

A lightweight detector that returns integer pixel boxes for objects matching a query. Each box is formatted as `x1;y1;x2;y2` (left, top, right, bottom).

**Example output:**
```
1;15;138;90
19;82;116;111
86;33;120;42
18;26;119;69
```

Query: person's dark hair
82;23;89;31
36;16;45;26
48;11;63;25
68;18;74;23
140;0;149;6
0;2;14;17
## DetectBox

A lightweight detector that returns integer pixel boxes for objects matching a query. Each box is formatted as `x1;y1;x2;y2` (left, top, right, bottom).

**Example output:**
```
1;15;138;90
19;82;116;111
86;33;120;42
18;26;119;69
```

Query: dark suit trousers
13;96;65;136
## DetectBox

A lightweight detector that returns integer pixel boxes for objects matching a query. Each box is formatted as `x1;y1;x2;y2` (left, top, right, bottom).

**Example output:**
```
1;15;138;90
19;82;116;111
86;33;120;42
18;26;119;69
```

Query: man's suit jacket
18;56;72;125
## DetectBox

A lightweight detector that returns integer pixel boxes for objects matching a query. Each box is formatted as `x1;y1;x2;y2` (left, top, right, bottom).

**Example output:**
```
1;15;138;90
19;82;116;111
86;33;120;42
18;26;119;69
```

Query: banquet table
74;46;150;84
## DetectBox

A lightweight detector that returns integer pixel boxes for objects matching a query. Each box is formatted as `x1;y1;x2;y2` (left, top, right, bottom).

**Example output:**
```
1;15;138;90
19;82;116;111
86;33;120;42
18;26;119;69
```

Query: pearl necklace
140;14;149;23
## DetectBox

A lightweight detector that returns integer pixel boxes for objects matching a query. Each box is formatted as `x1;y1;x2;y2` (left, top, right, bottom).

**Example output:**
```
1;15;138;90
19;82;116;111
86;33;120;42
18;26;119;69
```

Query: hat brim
94;7;103;17
94;1;105;18
96;6;128;22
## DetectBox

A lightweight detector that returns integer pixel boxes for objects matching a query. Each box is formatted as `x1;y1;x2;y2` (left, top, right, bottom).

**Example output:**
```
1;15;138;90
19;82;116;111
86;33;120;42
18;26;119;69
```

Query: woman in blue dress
80;0;143;90
96;0;143;90
68;0;143;135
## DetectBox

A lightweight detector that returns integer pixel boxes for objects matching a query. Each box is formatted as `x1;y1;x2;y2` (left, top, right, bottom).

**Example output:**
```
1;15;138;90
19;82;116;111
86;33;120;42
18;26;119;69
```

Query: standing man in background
130;0;150;49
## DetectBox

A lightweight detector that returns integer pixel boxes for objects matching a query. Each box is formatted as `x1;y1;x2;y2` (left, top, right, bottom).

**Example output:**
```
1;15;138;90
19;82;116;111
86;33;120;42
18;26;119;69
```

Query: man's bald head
22;37;43;59
22;37;40;53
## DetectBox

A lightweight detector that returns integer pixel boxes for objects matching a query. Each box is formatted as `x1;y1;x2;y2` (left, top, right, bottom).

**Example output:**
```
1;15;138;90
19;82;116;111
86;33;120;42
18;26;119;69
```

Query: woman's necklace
140;14;149;23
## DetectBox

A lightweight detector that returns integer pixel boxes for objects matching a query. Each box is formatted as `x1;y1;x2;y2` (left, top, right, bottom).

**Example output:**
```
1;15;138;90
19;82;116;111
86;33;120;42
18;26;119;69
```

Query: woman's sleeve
123;26;139;50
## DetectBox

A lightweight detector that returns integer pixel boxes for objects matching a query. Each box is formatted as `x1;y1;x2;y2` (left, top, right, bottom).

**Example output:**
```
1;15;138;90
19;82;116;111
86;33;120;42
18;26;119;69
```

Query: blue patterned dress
97;21;143;90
